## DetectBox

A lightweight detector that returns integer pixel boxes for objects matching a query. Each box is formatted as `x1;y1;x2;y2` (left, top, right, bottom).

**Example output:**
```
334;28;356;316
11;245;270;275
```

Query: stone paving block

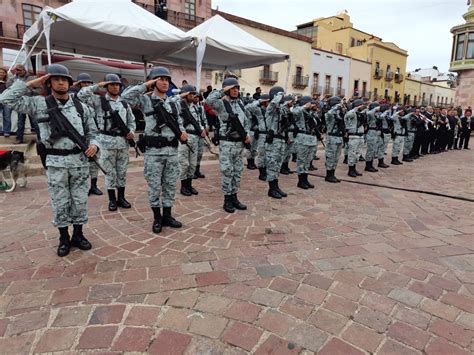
295;284;327;305
254;334;302;355
308;308;347;335
181;262;213;274
353;306;391;333
286;323;328;352
167;289;200;308
360;291;397;315
279;297;314;320
157;307;194;331
388;287;424;307
34;328;78;353
194;293;232;314
257;309;295;336
441;292;474;312
269;277;300;294
420;298;461;321
189;313;228;339
0;333;34;354
323;294;358;317
394;305;431;330
318;337;365;355
77;326;118;349
224;300;262;323
430;319;472;347
89;305;126;325
7;309;49;336
342;322;384;353
377;339;420;355
124;306;160;326
53;306;92;327
409;281;443;300
196;271;230;287
222;321;263;351
255;264;287;278
148;329;191;355
250;288;286;307
387;321;430;350
425;337;471;355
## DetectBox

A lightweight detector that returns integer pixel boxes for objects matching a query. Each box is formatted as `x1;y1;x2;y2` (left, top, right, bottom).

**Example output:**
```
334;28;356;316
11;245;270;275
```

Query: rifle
334;105;348;147
250;114;260;140
303;111;318;136
100;97;140;157
45;95;107;175
146;100;193;153
181;101;203;136
223;101;250;149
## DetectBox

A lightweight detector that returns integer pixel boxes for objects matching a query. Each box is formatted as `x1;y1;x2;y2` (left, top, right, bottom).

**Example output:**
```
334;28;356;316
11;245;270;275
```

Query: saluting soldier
324;96;347;183
344;98;366;177
0;64;99;257
122;66;187;233
375;104;391;168
364;102;382;172
193;94;208;179
78;73;135;211
389;107;407;165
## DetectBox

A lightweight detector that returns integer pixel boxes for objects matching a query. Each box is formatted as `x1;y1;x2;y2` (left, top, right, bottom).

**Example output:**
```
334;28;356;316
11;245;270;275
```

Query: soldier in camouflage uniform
375;104;391;168
78;73;135;211
245;94;270;181
122;66;187;233
403;108;418;162
344;99;366;177
364;102;382;172
168;84;205;196
73;73;103;196
245;100;258;171
0;64;98;257
265;86;291;199
193;94;207;179
206;78;250;213
325;96;347;183
389;107;406;165
280;95;296;175
292;96;317;189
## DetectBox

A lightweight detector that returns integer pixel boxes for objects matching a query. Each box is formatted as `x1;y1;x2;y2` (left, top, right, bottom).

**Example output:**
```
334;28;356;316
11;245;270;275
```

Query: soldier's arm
126;105;136;133
0;80;40;117
205;89;225;116
121;83;147;108
266;92;284;116
165;98;185;132
83;104;100;147
77;84;101;109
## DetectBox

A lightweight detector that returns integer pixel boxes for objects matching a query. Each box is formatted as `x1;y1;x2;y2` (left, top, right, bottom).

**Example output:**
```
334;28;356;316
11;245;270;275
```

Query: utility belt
328;133;343;137
220;136;244;143
186;129;200;136
45;147;82;156
274;133;286;140
100;130;126;137
407;130;417;133
393;132;406;137
382;129;391;134
367;127;380;131
348;132;365;136
144;135;178;148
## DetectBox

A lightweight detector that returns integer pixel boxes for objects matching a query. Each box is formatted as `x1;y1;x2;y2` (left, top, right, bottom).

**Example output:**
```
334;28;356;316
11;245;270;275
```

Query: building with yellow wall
296;11;408;103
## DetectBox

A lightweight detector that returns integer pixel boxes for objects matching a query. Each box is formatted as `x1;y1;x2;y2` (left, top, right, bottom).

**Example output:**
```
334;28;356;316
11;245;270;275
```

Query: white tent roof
169;15;289;70
23;0;193;62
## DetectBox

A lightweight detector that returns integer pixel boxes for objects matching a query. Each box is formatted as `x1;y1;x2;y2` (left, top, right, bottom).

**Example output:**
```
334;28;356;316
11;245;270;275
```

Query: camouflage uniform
344;108;365;167
293;106;317;174
325;106;344;171
390;112;407;161
265;92;287;182
206;89;249;196
77;85;135;190
245;100;267;169
404;113;416;157
376;111;391;160
0;80;98;227
194;102;207;171
365;107;380;162
121;83;183;208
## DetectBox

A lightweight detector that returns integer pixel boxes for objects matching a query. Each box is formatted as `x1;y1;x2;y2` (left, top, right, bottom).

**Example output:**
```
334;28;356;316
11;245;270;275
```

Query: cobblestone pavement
0;148;473;354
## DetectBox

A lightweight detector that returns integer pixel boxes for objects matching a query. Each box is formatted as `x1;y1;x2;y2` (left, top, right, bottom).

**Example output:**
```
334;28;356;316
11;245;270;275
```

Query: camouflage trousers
101;148;129;189
246;131;258;159
392;135;405;157
89;151;99;179
47;166;89;228
219;141;244;195
403;133;415;155
296;143;315;174
325;136;343;170
348;135;363;166
377;133;391;159
179;134;199;180
265;139;286;181
256;136;266;168
144;152;179;208
196;137;204;165
284;137;296;163
365;130;380;161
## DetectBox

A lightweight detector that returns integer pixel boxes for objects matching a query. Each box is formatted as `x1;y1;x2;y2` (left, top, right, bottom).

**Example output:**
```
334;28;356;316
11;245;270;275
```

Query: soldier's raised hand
27;74;50;88
145;78;159;89
96;81;112;88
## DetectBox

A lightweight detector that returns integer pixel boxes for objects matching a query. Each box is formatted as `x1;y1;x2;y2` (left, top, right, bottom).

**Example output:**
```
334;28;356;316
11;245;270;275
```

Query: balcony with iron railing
323;86;334;96
312;85;323;96
385;71;394;81
16;24;29;39
335;88;345;97
374;68;383;79
394;73;404;83
259;70;278;85
292;75;309;89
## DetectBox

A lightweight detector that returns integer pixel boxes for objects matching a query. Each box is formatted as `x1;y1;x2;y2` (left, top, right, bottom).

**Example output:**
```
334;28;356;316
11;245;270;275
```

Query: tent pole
284;58;291;92
143;60;148;81
7;44;26;74
21;27;48;67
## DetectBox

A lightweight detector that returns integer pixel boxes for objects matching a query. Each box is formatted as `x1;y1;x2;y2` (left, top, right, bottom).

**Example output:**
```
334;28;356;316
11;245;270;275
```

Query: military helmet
406;108;416;114
269;86;285;100
222;77;239;89
260;94;270;101
368;102;380;110
76;72;93;83
379;104;390;113
328;96;341;108
298;95;313;106
45;64;73;85
351;98;365;109
104;73;122;86
181;84;197;95
148;66;171;80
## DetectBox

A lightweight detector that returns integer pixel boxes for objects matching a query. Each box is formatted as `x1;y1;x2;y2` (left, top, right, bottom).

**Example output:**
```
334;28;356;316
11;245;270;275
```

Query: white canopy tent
13;0;194;73
168;15;290;89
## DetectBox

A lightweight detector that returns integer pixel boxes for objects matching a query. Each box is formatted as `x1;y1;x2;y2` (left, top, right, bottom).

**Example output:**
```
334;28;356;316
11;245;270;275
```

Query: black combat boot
359;155;366;162
268;180;282;199
258;167;267;181
280;162;290;175
108;189;117;211
343;155;348;164
309;160;316;171
57;227;71;257
275;179;287;197
193;165;205;179
71;224;92;250
88;178;103;196
297;174;309;189
223;195;235;213
291;153;297;162
180;179;192;196
117;187;132;208
325;170;338;183
378;158;389;168
188;178;198;195
348;165;358;177
304;173;315;188
151;207;162;234
402;155;413;162
247;158;257;170
333;170;341;183
391;157;402;165
162;207;182;228
364;161;378;172
232;194;247;210
354;166;363;176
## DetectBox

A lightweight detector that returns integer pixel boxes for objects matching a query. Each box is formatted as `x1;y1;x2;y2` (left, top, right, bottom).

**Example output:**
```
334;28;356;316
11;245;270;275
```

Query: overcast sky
212;0;469;73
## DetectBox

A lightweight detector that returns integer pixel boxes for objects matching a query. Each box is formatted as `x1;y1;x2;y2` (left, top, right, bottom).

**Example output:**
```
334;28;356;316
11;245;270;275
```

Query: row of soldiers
0;64;471;258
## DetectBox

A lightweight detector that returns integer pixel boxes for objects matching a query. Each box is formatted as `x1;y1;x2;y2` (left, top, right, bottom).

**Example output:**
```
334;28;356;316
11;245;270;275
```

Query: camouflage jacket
344;109;365;134
292;106;317;146
245;100;267;132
